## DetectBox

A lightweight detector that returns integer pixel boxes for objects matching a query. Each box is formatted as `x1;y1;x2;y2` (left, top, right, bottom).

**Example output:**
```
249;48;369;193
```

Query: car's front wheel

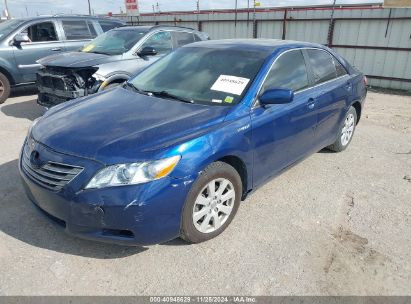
0;72;11;104
181;161;242;243
328;106;357;152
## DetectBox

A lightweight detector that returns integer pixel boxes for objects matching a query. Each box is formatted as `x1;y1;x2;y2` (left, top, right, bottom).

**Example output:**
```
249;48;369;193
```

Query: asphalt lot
0;90;410;295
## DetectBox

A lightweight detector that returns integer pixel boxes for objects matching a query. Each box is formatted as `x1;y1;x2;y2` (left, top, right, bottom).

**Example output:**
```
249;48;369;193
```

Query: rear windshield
0;19;26;40
81;29;148;55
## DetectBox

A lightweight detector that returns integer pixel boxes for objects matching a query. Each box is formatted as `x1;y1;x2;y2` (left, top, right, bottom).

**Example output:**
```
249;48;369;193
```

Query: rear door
304;49;350;146
60;19;98;52
12;20;64;83
251;49;318;187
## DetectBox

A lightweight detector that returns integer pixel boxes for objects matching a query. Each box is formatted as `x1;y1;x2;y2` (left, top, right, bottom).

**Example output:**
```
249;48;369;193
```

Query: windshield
82;29;148;55
129;47;267;105
0;19;26;40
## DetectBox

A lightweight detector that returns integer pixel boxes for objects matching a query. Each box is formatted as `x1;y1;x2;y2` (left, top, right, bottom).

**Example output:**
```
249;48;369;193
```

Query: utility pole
25;4;29;17
234;0;238;37
87;0;92;15
327;0;337;47
197;0;200;31
4;0;11;19
253;0;257;38
247;0;250;34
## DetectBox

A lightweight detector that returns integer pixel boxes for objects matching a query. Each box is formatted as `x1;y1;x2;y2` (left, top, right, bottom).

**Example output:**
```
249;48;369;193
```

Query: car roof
14;15;125;23
184;39;327;55
116;25;200;32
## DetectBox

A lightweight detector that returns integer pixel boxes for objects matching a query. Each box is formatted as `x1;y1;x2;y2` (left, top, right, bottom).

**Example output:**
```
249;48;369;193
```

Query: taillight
363;75;368;86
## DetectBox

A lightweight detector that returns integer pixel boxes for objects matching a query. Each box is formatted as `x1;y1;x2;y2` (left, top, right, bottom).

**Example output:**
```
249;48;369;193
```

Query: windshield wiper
148;90;194;104
123;82;149;95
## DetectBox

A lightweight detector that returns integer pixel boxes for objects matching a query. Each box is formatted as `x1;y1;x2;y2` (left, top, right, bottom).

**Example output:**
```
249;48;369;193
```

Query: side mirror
14;33;30;44
137;46;158;57
259;88;294;105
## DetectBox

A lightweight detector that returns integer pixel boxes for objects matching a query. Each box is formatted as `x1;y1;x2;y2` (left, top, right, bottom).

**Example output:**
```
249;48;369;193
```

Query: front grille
21;143;84;191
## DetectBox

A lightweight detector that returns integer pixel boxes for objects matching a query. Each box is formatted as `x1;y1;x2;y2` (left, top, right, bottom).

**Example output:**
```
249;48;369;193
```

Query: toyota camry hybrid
19;39;367;245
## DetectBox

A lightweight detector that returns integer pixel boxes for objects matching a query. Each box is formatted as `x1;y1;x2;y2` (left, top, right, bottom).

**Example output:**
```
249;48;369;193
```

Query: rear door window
262;50;309;92
99;21;123;32
173;31;195;47
334;58;348;77
306;49;337;84
62;20;94;40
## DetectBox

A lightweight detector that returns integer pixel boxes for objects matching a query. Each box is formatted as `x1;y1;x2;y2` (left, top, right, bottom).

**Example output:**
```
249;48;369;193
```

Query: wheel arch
98;73;130;91
352;101;362;124
217;155;249;200
0;66;15;85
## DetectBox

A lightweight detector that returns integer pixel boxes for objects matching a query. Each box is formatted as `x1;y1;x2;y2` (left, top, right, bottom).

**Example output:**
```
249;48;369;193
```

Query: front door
12;20;64;83
251;49;318;187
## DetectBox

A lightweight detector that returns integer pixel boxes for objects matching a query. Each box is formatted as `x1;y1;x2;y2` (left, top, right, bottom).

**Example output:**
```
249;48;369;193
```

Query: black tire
0;72;11;104
327;106;357;152
181;161;242;243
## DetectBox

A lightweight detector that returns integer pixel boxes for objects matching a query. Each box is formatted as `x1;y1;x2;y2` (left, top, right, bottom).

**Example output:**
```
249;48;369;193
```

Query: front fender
168;112;253;193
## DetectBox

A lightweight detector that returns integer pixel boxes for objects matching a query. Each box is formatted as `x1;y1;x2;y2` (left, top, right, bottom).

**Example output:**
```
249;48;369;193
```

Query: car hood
37;51;119;68
32;87;231;164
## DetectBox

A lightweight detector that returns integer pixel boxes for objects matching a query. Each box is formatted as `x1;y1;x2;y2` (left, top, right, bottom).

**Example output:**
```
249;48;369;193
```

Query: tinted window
306;49;337;84
62;20;93;40
173;31;195;47
262;50;309;92
22;22;58;42
99;21;122;32
334;58;348;77
130;47;267;106
140;31;172;54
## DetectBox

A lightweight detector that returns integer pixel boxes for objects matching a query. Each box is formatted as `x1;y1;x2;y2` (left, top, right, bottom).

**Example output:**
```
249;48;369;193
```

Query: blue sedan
19;39;367;245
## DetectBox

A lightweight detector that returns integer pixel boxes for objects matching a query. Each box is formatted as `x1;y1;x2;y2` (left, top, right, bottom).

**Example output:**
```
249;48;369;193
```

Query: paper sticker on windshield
82;44;95;52
212;99;222;103
211;75;250;96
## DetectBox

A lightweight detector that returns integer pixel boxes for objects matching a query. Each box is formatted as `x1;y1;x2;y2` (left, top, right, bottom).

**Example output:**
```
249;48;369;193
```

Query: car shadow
0;159;147;258
318;148;335;154
1;99;45;121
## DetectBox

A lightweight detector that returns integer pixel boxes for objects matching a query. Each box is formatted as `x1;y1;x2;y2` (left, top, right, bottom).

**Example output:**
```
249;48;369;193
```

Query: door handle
307;98;315;110
345;82;352;91
51;47;62;51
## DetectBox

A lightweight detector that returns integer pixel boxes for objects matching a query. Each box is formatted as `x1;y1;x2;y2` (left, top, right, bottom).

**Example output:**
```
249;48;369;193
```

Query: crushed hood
32;87;230;164
37;51;119;68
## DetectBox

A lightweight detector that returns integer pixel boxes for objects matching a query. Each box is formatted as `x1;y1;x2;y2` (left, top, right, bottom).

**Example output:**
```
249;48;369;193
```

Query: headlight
85;155;181;189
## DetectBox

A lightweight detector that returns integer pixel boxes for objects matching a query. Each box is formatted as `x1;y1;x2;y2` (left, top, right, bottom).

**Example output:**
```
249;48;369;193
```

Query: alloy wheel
341;113;355;146
192;178;235;234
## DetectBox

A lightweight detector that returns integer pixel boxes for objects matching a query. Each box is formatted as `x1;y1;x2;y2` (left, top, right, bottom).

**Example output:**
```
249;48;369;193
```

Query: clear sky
2;0;381;18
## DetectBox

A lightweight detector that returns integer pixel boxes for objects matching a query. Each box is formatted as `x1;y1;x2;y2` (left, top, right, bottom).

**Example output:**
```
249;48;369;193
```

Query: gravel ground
0;91;410;296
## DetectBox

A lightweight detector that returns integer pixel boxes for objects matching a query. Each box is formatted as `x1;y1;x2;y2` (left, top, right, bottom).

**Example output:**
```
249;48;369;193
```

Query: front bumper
19;143;193;246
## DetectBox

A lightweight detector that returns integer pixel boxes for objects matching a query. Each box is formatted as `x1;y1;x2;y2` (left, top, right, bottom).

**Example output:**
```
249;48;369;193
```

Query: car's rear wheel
180;161;242;243
327;106;357;152
0;72;11;104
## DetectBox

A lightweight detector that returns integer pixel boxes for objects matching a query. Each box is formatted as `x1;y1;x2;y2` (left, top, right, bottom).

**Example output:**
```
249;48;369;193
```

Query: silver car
36;25;209;108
